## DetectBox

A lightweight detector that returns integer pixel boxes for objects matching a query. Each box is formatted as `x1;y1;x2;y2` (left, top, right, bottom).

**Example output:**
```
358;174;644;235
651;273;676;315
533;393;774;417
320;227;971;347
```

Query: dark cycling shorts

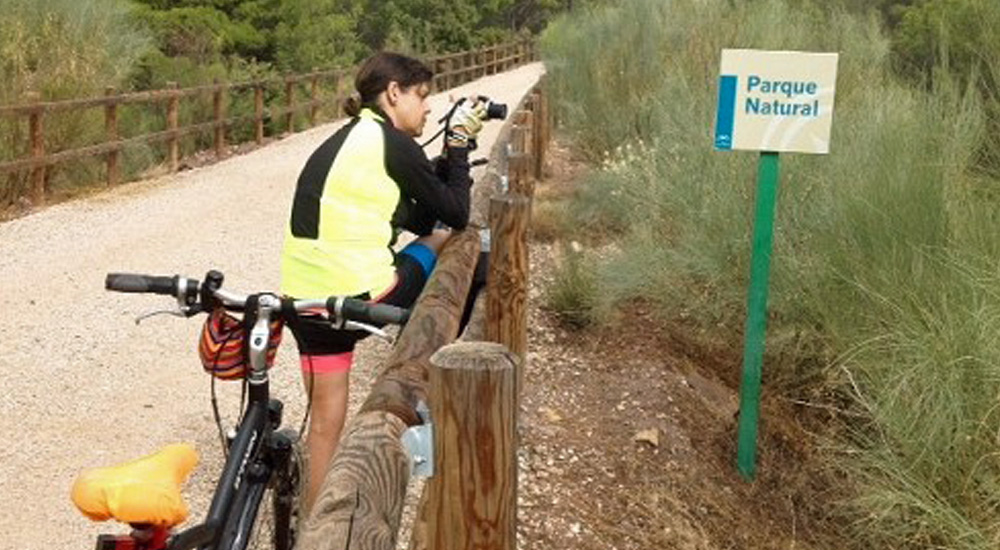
288;242;436;358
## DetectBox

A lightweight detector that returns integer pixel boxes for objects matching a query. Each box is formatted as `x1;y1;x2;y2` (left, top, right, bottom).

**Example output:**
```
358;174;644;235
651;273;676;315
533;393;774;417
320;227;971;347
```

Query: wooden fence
297;78;551;550
0;38;536;207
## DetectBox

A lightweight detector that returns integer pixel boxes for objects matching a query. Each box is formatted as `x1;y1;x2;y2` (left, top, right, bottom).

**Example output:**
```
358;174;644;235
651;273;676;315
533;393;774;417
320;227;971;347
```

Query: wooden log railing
297;74;551;550
0;38;537;207
409;80;550;550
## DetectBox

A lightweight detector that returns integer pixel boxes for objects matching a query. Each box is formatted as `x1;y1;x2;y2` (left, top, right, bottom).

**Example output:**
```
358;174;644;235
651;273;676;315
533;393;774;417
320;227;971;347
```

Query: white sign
714;49;839;154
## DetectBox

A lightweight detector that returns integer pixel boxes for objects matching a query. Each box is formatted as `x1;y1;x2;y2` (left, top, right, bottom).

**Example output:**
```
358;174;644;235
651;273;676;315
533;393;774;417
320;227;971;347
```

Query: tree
0;0;150;101
274;0;363;71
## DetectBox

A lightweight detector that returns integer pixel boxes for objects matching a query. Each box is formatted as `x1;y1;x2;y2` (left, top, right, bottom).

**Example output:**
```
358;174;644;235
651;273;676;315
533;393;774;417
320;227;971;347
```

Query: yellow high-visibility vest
281;108;399;299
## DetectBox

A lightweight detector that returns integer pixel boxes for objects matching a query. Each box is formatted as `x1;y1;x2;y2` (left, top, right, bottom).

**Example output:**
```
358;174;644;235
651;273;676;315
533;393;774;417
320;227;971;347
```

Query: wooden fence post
531;90;546;180
331;71;343;119
285;77;295;133
213;79;225;159
26;92;45;206
426;342;518;550
430;59;441;93
508;110;534;197
486;195;531;391
254;84;264;145
166;82;179;173
105;87;119;187
310;69;320;127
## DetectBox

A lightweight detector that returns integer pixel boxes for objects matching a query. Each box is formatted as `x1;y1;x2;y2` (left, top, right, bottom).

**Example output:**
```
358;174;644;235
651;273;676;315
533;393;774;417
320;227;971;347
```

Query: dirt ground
516;141;846;550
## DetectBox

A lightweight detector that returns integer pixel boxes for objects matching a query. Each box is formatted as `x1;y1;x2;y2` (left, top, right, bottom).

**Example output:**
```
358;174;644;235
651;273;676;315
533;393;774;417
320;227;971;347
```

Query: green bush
889;0;1000;174
0;0;151;205
541;0;1000;547
546;244;601;327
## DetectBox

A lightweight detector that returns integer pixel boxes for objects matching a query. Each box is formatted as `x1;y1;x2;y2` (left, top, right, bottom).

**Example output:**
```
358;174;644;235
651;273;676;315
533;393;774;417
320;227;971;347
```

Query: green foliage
124;0;573;79
0;0;152;203
0;0;151;102
889;0;1000;174
546;244;601;327
891;0;1000;76
273;0;361;71
542;0;1000;547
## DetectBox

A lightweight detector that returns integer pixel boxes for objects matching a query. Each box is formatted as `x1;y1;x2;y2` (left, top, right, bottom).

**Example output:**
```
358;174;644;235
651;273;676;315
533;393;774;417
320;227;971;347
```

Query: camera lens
486;102;508;120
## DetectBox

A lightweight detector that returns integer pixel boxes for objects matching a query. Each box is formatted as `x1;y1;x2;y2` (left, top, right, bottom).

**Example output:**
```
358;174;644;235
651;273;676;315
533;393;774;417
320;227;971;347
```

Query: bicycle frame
167;397;273;550
166;296;294;550
91;275;403;550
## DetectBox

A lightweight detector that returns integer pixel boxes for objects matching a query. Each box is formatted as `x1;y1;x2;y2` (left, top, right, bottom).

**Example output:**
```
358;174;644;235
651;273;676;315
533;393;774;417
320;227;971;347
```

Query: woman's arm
383;125;472;232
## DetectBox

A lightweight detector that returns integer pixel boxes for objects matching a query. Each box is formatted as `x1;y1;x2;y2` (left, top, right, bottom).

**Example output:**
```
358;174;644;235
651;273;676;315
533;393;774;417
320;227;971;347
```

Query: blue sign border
714;75;738;151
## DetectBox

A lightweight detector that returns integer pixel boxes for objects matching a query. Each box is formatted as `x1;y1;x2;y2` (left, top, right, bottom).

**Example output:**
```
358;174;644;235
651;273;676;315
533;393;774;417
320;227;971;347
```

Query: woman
280;51;484;511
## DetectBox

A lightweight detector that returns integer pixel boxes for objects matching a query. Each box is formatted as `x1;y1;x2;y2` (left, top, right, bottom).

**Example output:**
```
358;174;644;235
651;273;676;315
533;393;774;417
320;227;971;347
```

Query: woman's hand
446;97;487;148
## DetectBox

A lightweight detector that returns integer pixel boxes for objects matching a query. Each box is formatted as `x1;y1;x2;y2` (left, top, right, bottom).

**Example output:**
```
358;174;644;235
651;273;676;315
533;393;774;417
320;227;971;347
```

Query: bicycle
70;270;409;550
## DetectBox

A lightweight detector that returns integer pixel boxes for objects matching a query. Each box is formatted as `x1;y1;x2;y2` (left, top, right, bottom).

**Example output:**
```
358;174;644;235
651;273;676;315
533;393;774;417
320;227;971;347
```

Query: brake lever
134;303;202;325
344;320;394;344
134;309;186;325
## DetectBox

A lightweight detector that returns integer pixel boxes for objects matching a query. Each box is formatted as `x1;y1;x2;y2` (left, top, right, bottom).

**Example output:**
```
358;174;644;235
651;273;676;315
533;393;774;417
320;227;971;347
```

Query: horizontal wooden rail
0;38;537;207
0;71;353;118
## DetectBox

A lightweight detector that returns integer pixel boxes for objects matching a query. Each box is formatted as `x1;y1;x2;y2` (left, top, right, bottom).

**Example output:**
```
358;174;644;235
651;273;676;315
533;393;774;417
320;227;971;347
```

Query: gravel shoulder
0;63;544;550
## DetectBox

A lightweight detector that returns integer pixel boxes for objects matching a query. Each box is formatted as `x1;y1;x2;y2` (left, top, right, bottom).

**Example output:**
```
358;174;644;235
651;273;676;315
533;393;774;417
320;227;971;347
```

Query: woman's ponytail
343;94;363;118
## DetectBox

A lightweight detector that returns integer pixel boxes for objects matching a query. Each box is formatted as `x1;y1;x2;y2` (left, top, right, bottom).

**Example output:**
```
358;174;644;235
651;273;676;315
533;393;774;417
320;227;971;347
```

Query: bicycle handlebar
106;273;179;295
333;296;409;326
104;271;410;327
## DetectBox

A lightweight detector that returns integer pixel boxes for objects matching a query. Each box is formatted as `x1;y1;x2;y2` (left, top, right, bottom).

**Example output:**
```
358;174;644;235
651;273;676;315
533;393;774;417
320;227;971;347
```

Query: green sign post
736;151;779;479
714;49;838;480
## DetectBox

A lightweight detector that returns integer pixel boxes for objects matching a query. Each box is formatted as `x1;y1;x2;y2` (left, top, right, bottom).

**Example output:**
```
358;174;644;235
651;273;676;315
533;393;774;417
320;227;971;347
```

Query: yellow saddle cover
71;443;199;528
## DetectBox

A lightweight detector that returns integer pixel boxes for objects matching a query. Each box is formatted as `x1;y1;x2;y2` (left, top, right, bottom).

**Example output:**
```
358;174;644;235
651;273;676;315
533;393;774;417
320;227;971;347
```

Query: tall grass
0;0;152;205
541;0;1000;547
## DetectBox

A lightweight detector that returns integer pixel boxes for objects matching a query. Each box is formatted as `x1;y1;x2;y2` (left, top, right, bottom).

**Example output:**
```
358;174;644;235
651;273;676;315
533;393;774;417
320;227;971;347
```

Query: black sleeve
383;125;471;232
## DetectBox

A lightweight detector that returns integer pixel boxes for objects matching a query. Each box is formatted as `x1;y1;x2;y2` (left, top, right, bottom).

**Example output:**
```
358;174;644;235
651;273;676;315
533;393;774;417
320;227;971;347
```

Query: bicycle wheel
247;428;303;550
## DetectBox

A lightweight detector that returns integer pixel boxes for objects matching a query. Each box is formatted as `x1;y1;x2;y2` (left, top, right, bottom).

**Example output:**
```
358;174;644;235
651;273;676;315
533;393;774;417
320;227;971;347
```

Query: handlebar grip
105;273;178;295
332;298;410;326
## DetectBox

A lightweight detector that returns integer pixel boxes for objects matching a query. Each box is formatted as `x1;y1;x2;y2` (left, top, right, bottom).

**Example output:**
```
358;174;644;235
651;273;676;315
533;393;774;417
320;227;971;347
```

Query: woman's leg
299;357;351;514
295;229;449;512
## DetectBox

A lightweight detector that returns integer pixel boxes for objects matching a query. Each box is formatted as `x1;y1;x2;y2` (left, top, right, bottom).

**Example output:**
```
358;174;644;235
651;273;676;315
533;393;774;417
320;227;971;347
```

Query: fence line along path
0;61;545;550
0;39;534;208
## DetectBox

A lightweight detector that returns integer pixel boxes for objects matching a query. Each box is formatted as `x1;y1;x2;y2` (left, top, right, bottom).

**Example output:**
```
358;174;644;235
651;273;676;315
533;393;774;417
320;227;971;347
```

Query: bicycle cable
209;325;241;460
210;372;229;460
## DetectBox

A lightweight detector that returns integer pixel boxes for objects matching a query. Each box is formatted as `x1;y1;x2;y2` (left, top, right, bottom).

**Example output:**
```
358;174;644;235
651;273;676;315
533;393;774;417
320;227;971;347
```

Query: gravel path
0;62;544;550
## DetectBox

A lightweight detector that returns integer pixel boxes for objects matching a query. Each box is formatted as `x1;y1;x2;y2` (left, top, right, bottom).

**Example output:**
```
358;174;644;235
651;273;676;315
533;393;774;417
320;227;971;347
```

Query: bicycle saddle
71;443;199;528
